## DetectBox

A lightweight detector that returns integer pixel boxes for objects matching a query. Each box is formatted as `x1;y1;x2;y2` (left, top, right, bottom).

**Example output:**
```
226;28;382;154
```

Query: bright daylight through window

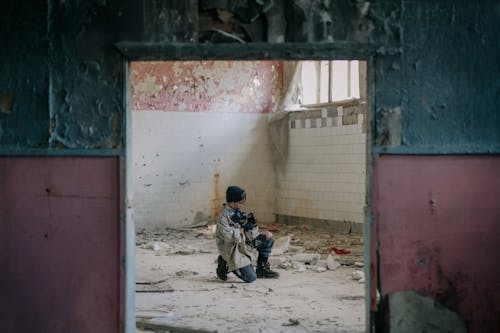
300;60;360;105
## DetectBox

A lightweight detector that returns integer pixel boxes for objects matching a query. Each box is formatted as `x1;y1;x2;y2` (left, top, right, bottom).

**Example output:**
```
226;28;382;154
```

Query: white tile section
276;109;366;223
132;111;276;229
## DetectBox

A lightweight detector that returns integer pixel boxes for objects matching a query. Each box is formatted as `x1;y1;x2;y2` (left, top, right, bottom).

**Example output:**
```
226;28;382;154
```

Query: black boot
256;257;280;279
216;255;228;281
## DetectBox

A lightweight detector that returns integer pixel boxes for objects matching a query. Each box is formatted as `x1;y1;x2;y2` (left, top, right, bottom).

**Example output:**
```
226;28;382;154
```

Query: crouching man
215;186;279;282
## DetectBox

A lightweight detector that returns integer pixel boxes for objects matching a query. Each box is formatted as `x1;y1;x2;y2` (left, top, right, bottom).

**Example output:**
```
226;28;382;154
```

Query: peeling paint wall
0;0;198;150
370;2;500;332
373;1;500;153
131;61;281;229
47;1;133;149
1;1;499;332
131;61;282;113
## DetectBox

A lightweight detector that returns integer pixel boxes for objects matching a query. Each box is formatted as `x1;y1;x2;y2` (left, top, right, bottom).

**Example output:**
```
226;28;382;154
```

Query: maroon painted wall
372;155;500;332
0;157;122;333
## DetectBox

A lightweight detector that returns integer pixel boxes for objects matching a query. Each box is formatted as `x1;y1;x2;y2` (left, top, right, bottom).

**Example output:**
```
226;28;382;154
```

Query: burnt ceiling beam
114;42;399;61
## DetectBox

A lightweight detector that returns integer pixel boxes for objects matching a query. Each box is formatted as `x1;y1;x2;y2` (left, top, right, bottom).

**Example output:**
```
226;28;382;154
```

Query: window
300;60;360;105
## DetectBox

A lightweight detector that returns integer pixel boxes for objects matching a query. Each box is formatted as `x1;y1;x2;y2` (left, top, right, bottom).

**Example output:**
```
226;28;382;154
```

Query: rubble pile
136;223;365;282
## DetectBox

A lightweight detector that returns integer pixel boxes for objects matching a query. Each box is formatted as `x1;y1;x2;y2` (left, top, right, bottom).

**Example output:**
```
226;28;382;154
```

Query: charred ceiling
0;1;498;154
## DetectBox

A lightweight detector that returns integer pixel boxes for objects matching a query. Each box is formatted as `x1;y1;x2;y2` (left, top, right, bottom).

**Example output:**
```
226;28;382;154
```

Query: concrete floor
135;225;365;333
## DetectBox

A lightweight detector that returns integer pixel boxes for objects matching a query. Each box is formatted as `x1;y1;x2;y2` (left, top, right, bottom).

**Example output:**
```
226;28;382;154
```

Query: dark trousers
253;234;274;259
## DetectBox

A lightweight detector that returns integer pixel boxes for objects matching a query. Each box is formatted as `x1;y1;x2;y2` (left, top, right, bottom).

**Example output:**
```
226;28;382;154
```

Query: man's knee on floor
241;268;257;283
244;273;257;283
234;264;257;283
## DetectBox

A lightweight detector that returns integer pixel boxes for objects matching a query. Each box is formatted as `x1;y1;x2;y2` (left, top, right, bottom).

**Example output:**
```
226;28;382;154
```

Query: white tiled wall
276;106;367;223
132;111;276;229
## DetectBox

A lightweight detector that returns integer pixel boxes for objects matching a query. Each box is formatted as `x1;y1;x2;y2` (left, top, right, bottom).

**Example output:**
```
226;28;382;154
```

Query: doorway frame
117;41;383;333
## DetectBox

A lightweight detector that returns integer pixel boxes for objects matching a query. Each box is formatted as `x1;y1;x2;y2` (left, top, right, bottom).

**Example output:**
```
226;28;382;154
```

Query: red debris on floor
329;247;351;255
266;225;279;232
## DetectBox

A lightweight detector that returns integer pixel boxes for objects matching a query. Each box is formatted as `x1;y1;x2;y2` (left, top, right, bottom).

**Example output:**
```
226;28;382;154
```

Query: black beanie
226;186;246;203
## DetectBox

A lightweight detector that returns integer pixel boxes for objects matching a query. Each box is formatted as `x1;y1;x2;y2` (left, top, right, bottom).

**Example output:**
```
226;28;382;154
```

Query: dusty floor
135;223;366;333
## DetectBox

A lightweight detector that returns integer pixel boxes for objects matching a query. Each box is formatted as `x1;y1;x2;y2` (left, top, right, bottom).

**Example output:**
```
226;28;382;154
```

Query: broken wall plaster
131;61;283;113
1;0;397;150
47;0;135;149
375;107;402;148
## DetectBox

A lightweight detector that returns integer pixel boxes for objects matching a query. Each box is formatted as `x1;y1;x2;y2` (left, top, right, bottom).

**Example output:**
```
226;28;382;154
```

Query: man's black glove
230;209;247;226
242;213;257;231
246;213;256;225
231;210;257;231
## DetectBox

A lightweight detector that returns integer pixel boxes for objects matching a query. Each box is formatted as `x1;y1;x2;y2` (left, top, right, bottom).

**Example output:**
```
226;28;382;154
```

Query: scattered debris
339;295;364;301
287;245;304;253
326;254;341;270
137;318;218;333
315;259;328;269
277;261;293;269
352;270;364;281
303;240;323;251
269;256;287;267
293;262;306;272
151;242;163;251
135;223;366;332
266;225;279;232
136;279;174;293
175;270;199;277
330;247;352;255
289;253;320;265
314;266;327;273
151;264;165;271
136;224;365;273
271;235;290;255
282;318;300;326
175;249;197;255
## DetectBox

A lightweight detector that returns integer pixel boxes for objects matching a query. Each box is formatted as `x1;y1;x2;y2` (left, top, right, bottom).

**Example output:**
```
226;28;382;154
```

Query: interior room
130;60;369;332
2;2;498;333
